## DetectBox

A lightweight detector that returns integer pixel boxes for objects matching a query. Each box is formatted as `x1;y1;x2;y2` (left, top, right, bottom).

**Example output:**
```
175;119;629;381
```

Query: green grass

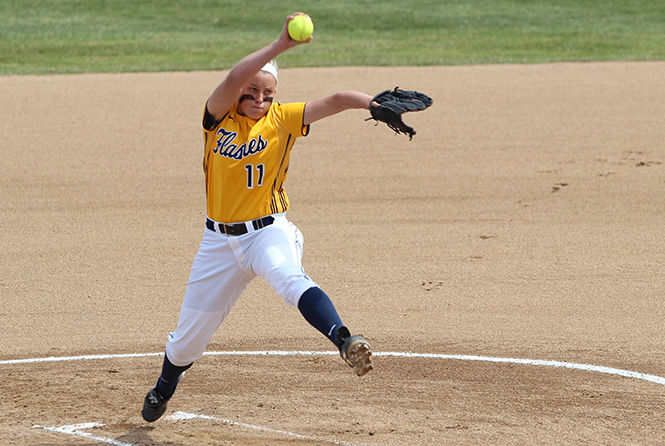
1;0;664;74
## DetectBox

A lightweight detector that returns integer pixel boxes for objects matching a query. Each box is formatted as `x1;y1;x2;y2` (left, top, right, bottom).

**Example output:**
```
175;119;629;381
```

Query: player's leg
296;286;343;344
248;215;373;375
246;217;338;339
142;229;254;422
296;286;372;376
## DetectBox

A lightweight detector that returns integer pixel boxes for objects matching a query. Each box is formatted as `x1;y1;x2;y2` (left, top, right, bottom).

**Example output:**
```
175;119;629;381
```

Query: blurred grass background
1;0;664;74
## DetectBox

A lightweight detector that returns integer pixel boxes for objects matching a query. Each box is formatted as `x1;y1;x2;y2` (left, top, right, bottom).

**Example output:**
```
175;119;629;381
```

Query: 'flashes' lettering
215;129;268;160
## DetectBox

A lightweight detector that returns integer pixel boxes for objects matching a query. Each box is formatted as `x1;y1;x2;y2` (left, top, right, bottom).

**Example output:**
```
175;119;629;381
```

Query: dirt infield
1;62;664;445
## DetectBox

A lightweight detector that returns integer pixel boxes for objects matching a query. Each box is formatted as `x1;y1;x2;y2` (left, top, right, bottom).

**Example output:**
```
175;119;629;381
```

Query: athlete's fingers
278;15;298;46
289;12;308;20
284;12;307;34
279;12;313;47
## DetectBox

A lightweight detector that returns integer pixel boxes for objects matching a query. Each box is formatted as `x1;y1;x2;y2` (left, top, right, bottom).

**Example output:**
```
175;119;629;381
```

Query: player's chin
249;107;268;119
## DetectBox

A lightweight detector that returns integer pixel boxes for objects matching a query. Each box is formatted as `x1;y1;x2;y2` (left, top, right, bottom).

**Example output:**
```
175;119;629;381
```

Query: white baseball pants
165;213;318;366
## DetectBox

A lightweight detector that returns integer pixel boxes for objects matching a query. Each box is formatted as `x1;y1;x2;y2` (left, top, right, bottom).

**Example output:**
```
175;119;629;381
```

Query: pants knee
166;334;208;366
166;306;226;365
277;274;318;306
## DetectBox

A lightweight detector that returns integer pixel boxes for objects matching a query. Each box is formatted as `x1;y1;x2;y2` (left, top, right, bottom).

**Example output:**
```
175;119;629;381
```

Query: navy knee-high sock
297;287;344;347
156;353;192;399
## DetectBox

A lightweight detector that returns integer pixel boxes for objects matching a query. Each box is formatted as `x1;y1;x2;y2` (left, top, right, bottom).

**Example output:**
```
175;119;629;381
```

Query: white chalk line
24;350;665;445
170;411;361;446
33;414;360;446
33;422;133;446
381;352;665;386
3;349;665;387
3;351;163;365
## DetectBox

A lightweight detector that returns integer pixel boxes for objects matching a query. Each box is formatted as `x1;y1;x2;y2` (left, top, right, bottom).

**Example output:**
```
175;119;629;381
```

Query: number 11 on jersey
245;164;265;189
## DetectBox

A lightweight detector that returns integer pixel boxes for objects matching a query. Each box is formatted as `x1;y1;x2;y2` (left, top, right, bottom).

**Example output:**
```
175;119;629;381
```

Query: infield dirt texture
1;63;664;444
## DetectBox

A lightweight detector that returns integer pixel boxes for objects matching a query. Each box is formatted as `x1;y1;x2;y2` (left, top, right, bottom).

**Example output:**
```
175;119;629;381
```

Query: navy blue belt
206;216;275;236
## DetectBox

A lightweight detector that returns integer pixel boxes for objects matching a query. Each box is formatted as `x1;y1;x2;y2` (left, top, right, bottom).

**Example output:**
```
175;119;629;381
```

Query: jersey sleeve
203;102;236;134
202;102;219;131
271;102;310;137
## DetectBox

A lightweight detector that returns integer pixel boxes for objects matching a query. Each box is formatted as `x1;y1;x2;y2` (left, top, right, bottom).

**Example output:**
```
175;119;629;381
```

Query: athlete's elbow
330;91;358;112
223;69;245;90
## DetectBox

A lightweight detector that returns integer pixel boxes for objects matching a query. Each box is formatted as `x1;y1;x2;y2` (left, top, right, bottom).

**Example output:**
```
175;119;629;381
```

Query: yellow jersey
202;101;309;223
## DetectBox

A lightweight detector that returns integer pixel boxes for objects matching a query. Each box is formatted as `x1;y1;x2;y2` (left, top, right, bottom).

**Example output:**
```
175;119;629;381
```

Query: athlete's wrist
272;37;296;54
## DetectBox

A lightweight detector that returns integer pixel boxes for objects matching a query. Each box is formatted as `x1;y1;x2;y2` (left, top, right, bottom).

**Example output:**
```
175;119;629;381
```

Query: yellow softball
288;15;314;42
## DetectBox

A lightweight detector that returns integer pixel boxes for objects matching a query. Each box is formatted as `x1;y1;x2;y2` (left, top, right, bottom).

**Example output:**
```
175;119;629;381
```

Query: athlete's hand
277;13;313;50
366;88;434;140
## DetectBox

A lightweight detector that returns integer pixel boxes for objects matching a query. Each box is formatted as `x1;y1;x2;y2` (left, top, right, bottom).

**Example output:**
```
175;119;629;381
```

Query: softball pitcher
141;13;375;422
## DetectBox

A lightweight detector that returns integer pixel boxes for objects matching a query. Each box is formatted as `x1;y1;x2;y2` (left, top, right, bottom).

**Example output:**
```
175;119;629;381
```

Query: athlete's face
237;71;276;119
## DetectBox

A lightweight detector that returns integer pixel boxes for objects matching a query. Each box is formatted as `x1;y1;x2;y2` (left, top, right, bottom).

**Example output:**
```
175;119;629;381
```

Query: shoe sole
142;389;168;422
344;338;373;376
142;404;167;422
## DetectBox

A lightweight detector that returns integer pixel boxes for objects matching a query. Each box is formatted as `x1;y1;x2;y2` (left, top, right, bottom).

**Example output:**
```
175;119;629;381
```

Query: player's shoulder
269;101;306;117
268;102;309;137
204;102;239;132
